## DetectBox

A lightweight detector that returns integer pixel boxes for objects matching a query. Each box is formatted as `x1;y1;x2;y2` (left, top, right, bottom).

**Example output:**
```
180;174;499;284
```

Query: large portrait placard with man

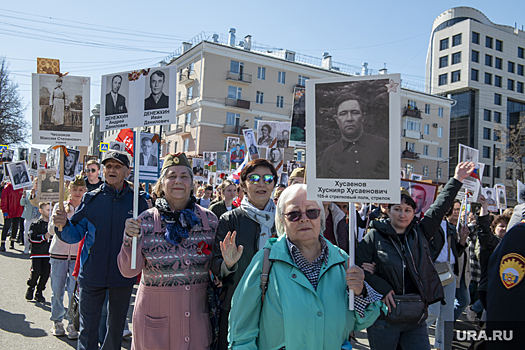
306;74;401;203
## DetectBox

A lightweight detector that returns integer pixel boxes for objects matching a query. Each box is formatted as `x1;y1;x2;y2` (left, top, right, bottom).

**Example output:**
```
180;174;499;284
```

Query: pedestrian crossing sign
99;142;109;152
0;145;8;153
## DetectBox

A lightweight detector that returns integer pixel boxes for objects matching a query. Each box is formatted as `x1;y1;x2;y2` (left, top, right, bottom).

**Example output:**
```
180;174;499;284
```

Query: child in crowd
26;202;51;303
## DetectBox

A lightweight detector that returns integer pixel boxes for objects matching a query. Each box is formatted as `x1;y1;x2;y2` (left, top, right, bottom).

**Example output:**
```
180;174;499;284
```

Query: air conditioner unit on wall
432;123;439;128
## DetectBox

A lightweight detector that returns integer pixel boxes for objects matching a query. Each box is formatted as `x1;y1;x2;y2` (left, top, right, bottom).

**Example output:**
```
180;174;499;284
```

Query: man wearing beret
53;151;148;350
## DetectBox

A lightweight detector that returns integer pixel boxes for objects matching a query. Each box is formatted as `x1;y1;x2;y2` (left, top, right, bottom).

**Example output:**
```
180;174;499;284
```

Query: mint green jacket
228;236;385;350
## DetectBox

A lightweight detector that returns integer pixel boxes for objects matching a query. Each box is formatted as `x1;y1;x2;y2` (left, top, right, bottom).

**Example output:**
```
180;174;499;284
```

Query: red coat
0;183;24;218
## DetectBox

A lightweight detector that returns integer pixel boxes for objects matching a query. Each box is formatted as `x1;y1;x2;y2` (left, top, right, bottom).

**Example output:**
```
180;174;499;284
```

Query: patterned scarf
240;197;276;250
155;196;200;246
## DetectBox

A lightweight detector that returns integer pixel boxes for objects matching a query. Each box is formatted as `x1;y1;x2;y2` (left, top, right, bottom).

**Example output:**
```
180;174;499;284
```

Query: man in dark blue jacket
53;151;148;350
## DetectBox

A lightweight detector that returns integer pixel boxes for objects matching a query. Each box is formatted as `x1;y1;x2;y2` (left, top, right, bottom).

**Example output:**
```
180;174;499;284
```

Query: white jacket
48;201;80;259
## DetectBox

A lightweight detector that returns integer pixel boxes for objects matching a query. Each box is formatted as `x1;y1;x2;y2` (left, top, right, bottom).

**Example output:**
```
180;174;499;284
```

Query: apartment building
426;7;525;194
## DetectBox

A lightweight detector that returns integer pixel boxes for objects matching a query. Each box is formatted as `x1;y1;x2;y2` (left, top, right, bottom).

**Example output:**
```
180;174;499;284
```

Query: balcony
225;97;250;110
179;69;194;85
175;123;191;135
403;107;422;118
401;149;420;160
222;124;249;135
178;97;193;111
403;129;422;140
226;71;252;84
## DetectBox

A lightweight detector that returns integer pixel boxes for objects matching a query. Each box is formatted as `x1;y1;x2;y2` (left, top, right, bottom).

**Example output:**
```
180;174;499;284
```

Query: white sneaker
66;324;79;340
51;322;66;337
466;306;476;322
123;329;132;338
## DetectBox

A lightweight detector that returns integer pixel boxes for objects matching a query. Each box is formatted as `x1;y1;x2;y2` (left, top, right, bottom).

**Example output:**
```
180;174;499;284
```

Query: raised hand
454;162;476;182
220;231;244;269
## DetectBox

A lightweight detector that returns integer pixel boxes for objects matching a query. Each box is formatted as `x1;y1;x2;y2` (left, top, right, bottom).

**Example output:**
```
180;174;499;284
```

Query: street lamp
237;118;250;138
436;157;452;183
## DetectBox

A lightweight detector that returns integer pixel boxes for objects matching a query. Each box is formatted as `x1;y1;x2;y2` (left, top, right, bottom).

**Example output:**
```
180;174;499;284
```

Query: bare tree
495;115;525;199
0;57;29;146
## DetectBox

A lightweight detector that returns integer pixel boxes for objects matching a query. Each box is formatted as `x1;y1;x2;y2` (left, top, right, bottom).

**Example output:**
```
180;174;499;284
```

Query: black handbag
385;293;427;324
67;281;80;331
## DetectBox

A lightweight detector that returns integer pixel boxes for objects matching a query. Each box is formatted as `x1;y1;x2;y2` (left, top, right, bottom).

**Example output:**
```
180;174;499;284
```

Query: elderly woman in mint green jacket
225;184;385;350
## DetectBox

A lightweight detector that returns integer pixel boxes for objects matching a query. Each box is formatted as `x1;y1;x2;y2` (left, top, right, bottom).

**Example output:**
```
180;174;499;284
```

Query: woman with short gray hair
228;184;385;349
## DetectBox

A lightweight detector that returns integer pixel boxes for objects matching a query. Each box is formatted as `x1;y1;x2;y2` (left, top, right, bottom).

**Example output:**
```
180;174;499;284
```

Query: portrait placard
459;144;479;167
275;122;291;148
136;132;159;182
55;148;80;181
29;148;40;176
18;148;29;162
517;180;525;204
481;188;499;212
7;161;32;190
306;74;401;203
226;137;239;152
243;129;259;160
230;143;245;164
401;179;438;216
495;184;507;209
409;173;423;181
256;121;277;148
287;161;301;177
100;67;177;131
1;149;14;162
192;158;204;176
32;74;90;146
266;147;284;173
216;152;230;173
458;162;484;203
37;168;60;202
290;86;306;147
109;141;126;152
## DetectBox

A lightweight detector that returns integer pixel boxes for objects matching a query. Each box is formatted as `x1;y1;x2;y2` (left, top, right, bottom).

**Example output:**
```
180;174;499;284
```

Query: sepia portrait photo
38;168;60;202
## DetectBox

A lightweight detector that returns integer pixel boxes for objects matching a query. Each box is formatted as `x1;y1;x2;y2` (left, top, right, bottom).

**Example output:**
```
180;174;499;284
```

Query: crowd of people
0;150;524;350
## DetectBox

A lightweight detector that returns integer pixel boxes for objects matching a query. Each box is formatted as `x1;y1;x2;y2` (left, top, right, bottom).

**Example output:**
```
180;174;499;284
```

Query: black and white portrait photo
518;180;525;204
109;141;126;152
243;129;259;160
18;148;28;162
7;161;31;190
410;173;423;182
257;121;277;148
287;161;300;177
459;144;479;167
290;86;306;147
306;74;402;203
139;134;159;171
266;147;284;173
276;122;291;148
29;147;40;176
37;168;60;202
496;185;507;209
203;169;209;179
226;136;240;152
482;188;498;211
192;158;204;176
1;149;14;162
203;152;217;165
144;69;169;110
105;74;128;115
216;152;230;172
56;148;80;181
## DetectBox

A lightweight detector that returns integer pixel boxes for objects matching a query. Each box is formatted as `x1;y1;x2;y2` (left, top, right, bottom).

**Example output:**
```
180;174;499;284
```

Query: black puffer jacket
356;177;462;307
211;206;276;310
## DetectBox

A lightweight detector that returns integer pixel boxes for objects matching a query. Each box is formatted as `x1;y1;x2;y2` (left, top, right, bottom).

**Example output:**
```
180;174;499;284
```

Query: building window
424;124;430;135
439;56;448;68
518;82;524;93
494;93;502;105
471;69;479;81
256;91;264;104
506;169;513;180
187;86;193;99
425;104;431;114
406;142;415;152
228;86;242;100
438;107;444;117
408;100;417;109
257;67;266;80
423;166;429;177
495;57;502;69
440;38;449;50
278;71;286;84
518;64;524;76
494;131;500;142
519;47;525;59
483;146;491;158
485;54;492;66
484;165;491;178
471;50;479;63
423;145;429;156
226;112;240;126
276;95;284;108
485;73;492;85
509;61;515;73
183;139;189;152
406;120;421;131
484;109;491;121
438;74;447;86
486;36;493;49
406;163;414;175
483;127;491;140
494;111;501;123
437;147;443;158
495;75;502;87
472;32;480;44
494;167;501;178
451;70;460;82
452;52;461;64
254;116;262;130
453;34;462;46
437;126;443;138
496;39;503;52
508;79;515;91
230;60;244;75
298;75;309;86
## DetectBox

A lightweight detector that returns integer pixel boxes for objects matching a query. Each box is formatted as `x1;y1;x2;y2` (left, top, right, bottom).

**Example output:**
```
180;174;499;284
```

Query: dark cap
162;153;191;172
102;151;130;168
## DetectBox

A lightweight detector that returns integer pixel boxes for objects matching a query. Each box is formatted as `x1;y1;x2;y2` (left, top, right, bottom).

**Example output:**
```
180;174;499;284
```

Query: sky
1;0;525;151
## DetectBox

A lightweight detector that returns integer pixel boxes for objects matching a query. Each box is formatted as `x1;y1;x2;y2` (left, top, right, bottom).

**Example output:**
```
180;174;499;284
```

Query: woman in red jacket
0;182;24;251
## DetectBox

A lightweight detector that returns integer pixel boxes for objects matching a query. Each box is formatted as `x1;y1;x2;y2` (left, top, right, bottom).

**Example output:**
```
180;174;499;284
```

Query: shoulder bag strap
260;247;273;305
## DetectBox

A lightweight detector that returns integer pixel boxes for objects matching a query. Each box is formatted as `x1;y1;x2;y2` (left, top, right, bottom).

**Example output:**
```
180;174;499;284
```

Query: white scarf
240;197;276;250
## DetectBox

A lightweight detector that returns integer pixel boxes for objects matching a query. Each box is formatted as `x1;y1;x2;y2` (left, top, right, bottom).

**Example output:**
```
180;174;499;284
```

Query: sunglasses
283;209;321;222
86;168;98;173
247;174;275;185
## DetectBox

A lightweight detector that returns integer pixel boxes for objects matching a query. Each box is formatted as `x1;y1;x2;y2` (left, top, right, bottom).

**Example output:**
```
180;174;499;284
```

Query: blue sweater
56;183;148;288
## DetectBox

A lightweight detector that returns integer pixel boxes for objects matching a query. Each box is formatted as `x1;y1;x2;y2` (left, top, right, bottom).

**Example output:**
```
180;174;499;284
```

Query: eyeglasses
283;209;321;222
247;174;275;185
86;168;98;173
